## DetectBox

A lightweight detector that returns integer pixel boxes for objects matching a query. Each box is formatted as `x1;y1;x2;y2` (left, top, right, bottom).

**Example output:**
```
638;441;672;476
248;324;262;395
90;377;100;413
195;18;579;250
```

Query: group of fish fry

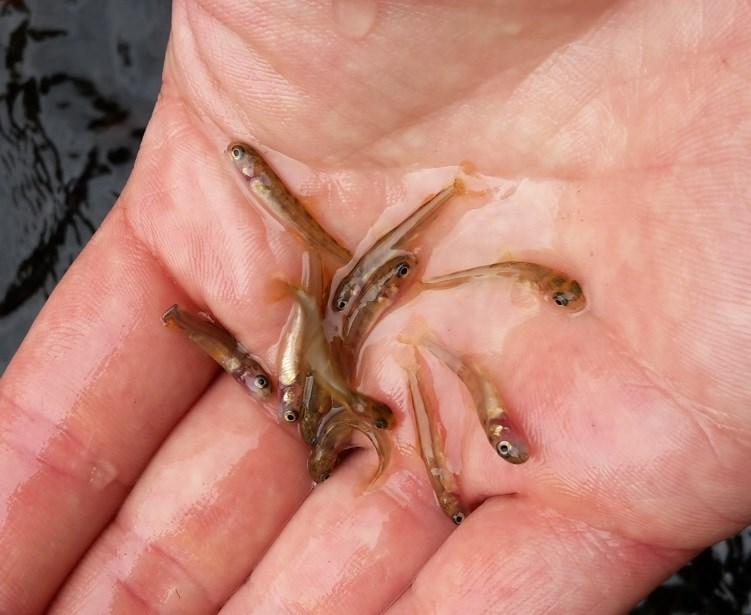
161;142;586;525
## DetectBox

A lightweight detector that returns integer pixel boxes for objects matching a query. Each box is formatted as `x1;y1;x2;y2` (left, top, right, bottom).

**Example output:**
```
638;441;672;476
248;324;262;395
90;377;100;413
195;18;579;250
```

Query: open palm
1;1;750;613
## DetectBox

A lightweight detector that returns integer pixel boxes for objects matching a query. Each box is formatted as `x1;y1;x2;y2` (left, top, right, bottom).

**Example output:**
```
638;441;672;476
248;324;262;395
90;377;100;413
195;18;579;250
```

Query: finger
39;88;459;614
387;497;691;615
219;354;455;615
50;375;311;614
0;206;217;613
0;71;329;613
372;283;751;547
220;452;451;615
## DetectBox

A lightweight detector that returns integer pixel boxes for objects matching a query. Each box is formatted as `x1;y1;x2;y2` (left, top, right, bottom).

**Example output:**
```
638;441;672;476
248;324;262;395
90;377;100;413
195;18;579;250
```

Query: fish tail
266;276;294;303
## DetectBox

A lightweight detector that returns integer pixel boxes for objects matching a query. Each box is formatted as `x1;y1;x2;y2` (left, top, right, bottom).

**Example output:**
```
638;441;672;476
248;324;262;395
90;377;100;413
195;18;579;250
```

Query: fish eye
318;472;330;482
375;418;387;429
452;512;465;525
283;409;299;422
395;262;411;277
552;292;569;307
335;298;348;311
254;375;269;390
230;145;245;160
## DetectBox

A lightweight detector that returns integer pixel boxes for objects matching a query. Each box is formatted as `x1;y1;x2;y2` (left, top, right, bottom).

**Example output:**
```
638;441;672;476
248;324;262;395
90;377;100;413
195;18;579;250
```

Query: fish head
547;277;586;312
332;278;358;312
489;423;529;464
438;492;467;525
365;400;395;430
227;142;266;183
236;369;272;400
307;443;338;483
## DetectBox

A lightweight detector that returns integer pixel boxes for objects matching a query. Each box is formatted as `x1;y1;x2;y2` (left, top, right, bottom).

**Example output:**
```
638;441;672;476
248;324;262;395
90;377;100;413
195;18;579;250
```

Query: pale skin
0;1;750;613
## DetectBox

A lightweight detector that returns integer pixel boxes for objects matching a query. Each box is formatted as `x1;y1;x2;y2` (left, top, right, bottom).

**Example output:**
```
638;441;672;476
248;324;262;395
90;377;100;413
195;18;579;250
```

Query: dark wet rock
0;0;170;368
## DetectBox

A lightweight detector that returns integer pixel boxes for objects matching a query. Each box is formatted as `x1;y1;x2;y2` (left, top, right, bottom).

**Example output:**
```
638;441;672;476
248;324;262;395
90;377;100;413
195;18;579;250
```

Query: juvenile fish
417;336;529;464
334;252;418;379
227;142;351;264
423;260;585;312
278;251;325;423
287;285;395;430
332;180;462;313
407;370;467;525
307;408;391;485
299;374;333;446
161;305;272;400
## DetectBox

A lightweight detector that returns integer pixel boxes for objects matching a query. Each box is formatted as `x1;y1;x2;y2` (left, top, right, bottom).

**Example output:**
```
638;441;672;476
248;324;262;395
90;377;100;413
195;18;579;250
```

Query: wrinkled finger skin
2;0;751;613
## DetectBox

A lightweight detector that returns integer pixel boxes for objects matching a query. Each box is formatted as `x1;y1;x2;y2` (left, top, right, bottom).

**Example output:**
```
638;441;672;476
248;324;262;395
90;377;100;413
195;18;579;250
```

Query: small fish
332;180;462;313
416;335;529;464
342;253;418;345
227;142;351;264
278;251;325;423
333;252;419;380
299;374;333;446
407;369;467;525
307;408;391;485
161;305;272;400
423;260;585;312
287;285;396;430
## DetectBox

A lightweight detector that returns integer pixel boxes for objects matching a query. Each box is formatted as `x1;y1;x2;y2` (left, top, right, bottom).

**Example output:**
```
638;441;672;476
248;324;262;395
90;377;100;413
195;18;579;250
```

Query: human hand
1;1;750;613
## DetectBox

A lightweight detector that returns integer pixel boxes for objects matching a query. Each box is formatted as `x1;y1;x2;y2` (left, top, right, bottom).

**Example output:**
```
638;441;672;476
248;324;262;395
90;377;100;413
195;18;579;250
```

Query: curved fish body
161;304;272;400
288;285;395;430
307;408;391;485
423;260;585;312
407;370;467;525
332;180;461;313
278;251;325;423
227;142;351;265
417;338;529;464
334;252;418;379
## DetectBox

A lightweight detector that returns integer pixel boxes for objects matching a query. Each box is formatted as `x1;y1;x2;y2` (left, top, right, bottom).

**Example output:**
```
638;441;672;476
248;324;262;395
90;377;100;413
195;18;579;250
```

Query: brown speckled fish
299;374;332;446
227;142;351;265
161;305;271;400
307;408;391;485
407;369;467;525
423;260;585;312
416;334;529;464
332;180;462;313
333;252;418;380
278;251;326;423
287;285;395;430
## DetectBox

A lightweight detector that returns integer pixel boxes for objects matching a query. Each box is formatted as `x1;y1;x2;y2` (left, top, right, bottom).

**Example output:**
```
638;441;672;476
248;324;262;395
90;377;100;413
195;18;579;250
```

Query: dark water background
0;0;169;364
0;1;748;612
